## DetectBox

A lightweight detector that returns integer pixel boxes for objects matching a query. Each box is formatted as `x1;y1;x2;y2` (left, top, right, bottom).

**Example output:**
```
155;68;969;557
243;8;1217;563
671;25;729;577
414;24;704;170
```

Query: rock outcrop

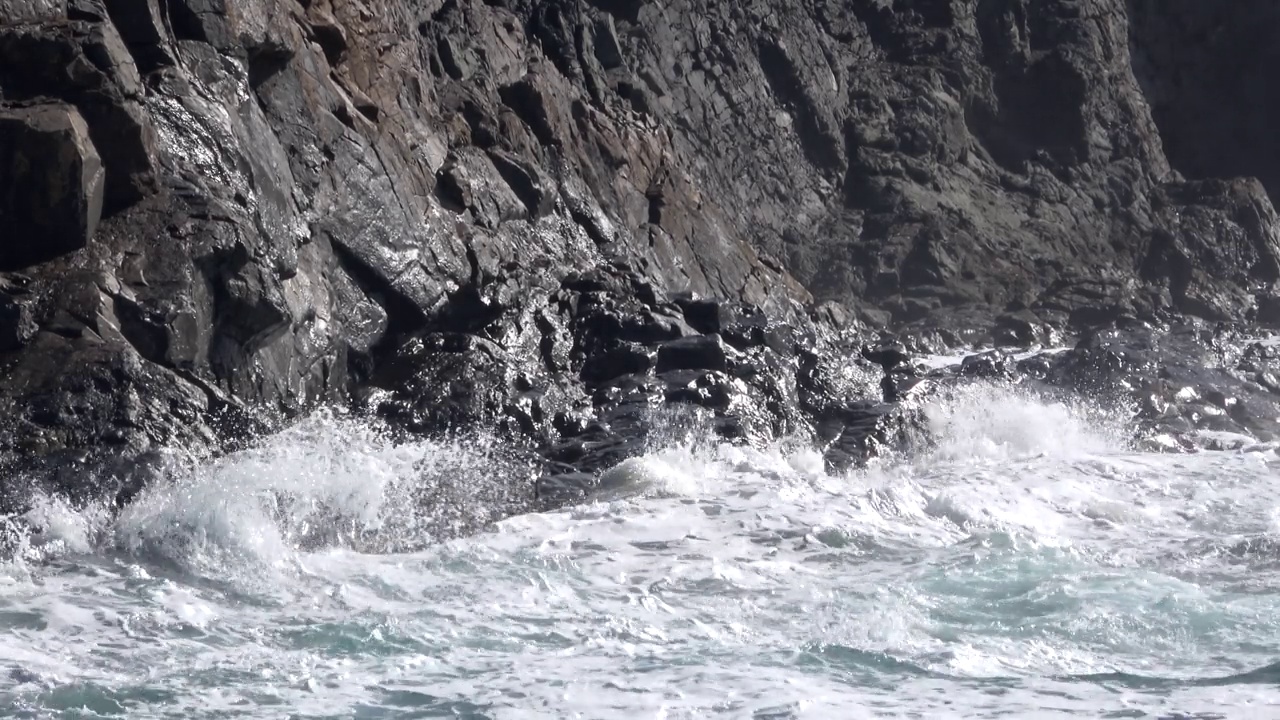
0;0;1278;517
0;104;105;270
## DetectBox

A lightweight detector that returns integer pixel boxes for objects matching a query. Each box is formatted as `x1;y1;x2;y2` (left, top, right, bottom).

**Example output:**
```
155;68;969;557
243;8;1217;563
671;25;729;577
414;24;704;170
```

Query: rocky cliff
1;0;1279;516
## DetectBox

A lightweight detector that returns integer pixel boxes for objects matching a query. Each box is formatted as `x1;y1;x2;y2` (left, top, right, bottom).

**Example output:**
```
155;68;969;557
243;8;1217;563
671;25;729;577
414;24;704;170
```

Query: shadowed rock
656;335;729;373
0;105;104;270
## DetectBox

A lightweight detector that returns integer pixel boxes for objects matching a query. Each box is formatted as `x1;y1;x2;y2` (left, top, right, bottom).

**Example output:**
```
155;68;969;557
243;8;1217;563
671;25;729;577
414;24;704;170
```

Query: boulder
960;350;1015;379
0;105;104;271
655;334;729;373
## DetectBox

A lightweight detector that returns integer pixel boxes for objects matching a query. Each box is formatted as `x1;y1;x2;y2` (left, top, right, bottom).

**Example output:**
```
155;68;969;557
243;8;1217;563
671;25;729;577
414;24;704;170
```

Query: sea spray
1;388;1279;717
100;409;537;584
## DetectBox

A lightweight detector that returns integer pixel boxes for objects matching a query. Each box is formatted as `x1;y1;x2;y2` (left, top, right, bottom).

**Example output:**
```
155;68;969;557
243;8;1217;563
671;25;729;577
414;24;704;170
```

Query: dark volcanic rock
0;105;105;270
810;398;927;474
1032;322;1280;449
656;335;729;374
862;341;911;373
961;350;1015;380
1;0;1279;520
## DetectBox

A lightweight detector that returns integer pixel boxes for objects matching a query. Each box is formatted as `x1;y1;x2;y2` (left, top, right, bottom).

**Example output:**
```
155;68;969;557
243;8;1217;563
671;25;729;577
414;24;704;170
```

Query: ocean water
1;385;1279;719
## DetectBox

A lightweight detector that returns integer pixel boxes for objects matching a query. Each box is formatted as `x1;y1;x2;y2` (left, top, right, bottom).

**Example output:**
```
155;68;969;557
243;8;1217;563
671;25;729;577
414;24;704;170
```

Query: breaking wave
2;385;1278;718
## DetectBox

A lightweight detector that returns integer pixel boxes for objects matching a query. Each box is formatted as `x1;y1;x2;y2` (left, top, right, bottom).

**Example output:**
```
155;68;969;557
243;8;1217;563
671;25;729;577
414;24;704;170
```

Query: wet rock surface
357;262;917;506
0;0;1278;522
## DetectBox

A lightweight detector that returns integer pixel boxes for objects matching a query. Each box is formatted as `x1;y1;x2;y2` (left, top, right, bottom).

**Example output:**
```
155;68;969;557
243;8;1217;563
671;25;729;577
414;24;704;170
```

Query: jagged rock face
588;0;1280;332
0;0;1278;511
0;0;811;508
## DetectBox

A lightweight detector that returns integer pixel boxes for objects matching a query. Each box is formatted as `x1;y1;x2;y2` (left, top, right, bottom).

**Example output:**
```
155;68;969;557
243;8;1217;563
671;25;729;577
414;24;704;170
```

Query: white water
2;387;1280;719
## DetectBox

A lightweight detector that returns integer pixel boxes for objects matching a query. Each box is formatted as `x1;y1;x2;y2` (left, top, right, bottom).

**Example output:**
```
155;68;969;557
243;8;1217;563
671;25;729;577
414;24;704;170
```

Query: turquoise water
1;387;1278;718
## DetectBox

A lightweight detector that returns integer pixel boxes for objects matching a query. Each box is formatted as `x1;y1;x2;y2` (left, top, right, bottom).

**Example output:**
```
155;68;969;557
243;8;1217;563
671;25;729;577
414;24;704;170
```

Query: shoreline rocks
1;0;1279;523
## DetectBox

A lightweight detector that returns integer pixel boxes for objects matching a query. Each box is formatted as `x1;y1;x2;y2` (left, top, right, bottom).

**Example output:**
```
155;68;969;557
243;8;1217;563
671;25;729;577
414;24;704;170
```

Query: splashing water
1;388;1279;718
